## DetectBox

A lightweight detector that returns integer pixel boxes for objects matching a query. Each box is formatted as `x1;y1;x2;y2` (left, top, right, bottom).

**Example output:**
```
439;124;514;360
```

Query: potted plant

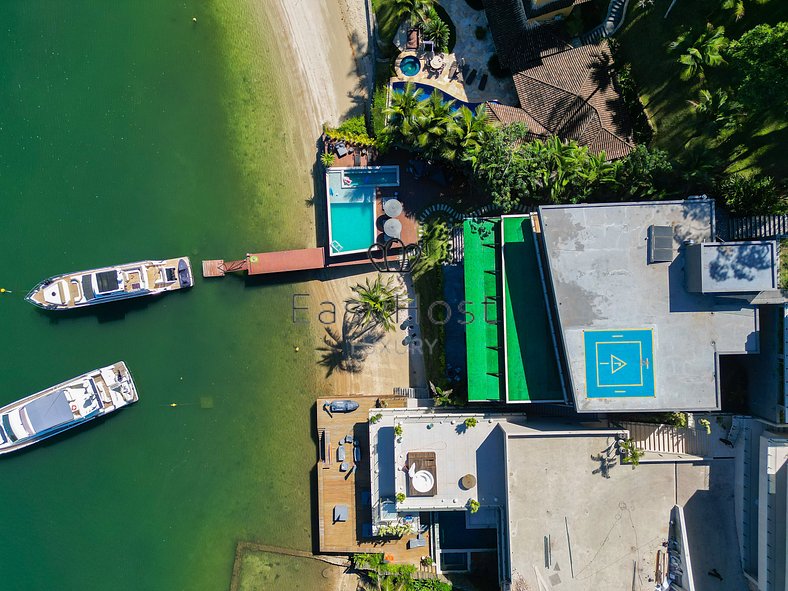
468;499;480;513
394;423;403;438
464;417;478;429
320;152;335;168
396;492;406;503
370;413;383;424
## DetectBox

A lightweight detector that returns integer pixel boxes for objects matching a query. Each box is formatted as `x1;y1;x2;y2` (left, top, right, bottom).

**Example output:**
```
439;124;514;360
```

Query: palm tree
412;90;456;156
677;24;729;81
378;0;434;33
385;82;424;121
722;0;768;21
347;275;404;333
442;105;491;164
529;136;586;203
423;15;450;52
688;88;740;132
577;151;620;200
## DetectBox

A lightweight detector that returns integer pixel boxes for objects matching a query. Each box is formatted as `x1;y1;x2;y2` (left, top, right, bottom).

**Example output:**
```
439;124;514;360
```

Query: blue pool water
330;202;374;254
584;329;655;398
343;166;399;188
326;167;402;254
390;81;481;113
399;56;421;77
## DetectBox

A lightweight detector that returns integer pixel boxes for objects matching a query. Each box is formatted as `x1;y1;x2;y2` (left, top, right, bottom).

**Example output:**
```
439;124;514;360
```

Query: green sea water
0;1;322;589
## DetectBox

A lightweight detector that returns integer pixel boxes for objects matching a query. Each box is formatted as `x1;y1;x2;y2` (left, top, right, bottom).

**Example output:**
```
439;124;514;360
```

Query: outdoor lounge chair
448;62;458;80
337;445;346;462
354;151;361;166
335;142;348;158
479;73;488;91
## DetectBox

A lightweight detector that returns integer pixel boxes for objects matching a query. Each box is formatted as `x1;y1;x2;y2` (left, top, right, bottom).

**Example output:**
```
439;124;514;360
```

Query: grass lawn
615;0;787;180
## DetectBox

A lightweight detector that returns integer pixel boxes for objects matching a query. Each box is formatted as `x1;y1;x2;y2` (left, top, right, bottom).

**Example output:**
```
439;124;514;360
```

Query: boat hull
26;257;193;310
0;361;138;455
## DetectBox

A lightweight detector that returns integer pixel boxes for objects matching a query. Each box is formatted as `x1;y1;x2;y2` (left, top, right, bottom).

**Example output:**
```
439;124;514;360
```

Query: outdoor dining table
429;55;444;70
383;198;403;217
383;218;403;239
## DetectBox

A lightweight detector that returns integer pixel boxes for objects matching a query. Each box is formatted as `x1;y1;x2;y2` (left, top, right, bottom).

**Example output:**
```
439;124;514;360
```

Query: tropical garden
367;0;786;215
614;0;787;213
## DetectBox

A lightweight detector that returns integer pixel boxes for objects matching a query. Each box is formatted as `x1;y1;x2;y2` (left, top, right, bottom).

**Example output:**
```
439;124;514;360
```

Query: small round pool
399;56;421;77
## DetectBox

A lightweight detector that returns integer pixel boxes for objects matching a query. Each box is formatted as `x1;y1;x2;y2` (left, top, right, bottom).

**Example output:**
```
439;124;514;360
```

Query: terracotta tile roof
480;0;634;159
485;102;550;139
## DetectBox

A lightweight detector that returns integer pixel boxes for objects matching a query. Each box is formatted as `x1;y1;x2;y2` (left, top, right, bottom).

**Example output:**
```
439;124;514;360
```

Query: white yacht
0;362;138;454
26;257;193;310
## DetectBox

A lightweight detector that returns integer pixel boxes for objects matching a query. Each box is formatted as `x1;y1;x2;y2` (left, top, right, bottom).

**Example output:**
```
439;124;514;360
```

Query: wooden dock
201;246;375;278
316;396;432;565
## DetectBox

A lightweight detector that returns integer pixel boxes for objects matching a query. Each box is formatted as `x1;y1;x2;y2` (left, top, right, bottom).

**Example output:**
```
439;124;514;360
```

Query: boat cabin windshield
95;270;121;294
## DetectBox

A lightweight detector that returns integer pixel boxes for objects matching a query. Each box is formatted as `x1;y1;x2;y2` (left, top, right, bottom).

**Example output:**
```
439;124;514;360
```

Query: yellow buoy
170;403;178;407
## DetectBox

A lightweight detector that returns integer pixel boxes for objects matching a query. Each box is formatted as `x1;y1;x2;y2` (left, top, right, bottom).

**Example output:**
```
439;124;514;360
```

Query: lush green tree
347;275;405;333
721;0;769;21
472;123;535;211
717;173;785;215
442;105;491;164
676;24;728;81
614;145;675;200
678;140;721;193
574;150;621;201
728;22;788;116
525;136;589;203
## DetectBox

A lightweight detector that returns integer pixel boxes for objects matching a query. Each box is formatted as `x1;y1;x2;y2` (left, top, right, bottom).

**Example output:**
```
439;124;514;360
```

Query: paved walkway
391;0;518;104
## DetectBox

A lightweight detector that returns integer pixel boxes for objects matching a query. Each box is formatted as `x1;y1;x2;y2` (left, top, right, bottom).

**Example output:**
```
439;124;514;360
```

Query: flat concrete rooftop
370;409;516;513
503;426;746;590
539;200;759;412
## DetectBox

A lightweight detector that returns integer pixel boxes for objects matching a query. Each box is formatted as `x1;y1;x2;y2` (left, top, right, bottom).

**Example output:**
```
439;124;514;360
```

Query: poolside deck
316;396;430;565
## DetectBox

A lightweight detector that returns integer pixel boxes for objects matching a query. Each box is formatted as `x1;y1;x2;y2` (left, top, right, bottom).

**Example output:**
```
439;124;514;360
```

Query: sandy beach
252;0;425;394
265;0;370;152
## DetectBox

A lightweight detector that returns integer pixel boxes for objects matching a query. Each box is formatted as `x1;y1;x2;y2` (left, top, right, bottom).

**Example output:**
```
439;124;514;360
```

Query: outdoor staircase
580;0;631;45
394;386;430;399
450;224;465;265
619;420;720;459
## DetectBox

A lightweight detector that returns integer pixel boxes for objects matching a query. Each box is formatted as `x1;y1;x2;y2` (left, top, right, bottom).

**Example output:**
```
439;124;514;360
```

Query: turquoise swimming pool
326;167;400;255
330;202;374;254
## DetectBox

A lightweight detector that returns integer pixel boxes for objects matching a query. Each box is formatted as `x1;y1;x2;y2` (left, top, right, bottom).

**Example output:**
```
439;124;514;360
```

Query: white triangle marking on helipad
610;354;627;374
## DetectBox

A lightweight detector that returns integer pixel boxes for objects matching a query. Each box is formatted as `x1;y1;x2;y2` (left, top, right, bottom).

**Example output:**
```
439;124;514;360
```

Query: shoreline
267;0;369;149
254;0;416;394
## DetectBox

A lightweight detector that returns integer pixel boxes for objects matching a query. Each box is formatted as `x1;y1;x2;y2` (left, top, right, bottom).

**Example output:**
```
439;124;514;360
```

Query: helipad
584;329;655;398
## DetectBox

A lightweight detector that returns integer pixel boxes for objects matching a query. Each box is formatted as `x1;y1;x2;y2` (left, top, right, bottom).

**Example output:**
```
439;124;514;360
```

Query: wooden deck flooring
316;396;429;564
